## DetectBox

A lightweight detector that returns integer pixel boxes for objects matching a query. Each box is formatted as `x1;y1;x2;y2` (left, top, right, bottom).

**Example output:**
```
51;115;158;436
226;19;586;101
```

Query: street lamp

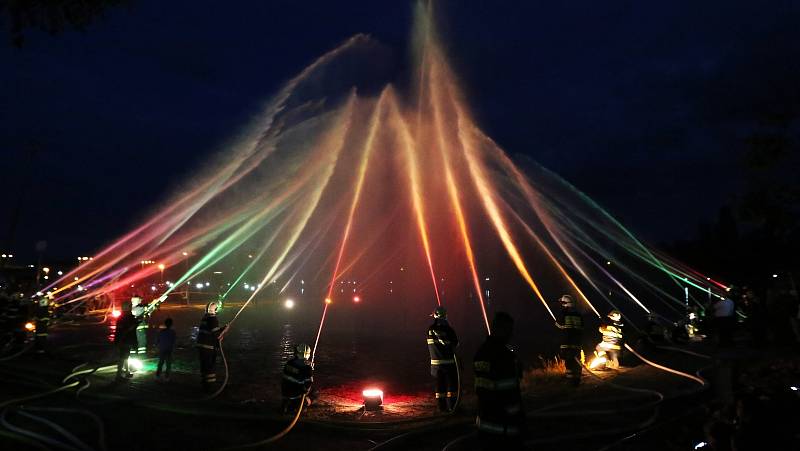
158;263;165;282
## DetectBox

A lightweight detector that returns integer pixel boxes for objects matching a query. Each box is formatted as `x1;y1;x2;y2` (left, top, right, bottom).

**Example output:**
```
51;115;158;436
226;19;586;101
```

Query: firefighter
196;301;225;390
556;295;583;386
33;295;50;354
281;343;315;413
427;306;459;412
473;312;524;450
130;297;147;356
595;310;624;369
114;301;139;381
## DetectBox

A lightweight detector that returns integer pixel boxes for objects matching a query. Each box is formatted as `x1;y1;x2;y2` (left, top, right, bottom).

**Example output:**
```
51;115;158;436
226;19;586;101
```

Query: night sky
2;0;799;261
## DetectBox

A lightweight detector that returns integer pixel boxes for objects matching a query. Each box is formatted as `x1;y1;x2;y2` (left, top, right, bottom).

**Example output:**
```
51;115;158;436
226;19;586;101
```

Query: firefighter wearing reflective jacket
34;296;50;354
196;302;225;390
473;312;524;449
556;295;583;385
427;307;459;412
595;310;624;369
281;343;315;413
130;297;147;356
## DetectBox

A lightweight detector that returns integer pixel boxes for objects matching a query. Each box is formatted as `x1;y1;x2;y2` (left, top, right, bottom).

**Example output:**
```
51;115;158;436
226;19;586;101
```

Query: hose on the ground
0;428;53;451
17;410;94;451
25;407;107;451
654;345;712;360
220;394;306;450
368;418;473;451
0;380;80;411
441;431;475;451
0;343;32;361
624;343;707;386
1;408;80;451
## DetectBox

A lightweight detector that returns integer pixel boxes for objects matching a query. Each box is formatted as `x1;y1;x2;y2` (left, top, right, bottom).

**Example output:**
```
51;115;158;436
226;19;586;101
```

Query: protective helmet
38;297;49;307
432;307;447;319
607;310;622;322
294;343;311;360
558;295;574;308
206;302;219;315
131;296;142;307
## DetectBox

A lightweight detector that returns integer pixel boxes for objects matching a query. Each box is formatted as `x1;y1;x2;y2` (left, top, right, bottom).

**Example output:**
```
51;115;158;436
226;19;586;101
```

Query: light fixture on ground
362;388;383;411
127;357;143;372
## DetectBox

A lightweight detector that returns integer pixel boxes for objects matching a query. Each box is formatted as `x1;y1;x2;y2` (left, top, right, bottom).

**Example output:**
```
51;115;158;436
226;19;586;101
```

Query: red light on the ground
353;296;360;303
112;309;121;318
325;298;332;304
363;388;383;410
24;322;35;331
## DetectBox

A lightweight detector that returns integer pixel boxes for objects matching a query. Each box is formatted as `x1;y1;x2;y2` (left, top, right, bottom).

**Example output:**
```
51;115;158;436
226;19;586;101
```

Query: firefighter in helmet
427;306;459;412
594;310;624;369
196;301;225;390
281;343;316;413
130;296;147;356
473;312;524;449
556;295;583;385
33;295;51;354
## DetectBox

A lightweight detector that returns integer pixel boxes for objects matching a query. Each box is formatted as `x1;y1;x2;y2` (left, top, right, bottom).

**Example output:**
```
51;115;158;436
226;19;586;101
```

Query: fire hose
220;394;307;450
624;343;707;386
0;343;32;361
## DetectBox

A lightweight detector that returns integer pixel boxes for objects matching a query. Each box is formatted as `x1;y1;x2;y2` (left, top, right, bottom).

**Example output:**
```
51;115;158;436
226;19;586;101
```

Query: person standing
196;302;225;390
556;295;583;386
114;301;139;381
426;306;460;412
130;296;147;356
473;312;524;450
156;317;176;381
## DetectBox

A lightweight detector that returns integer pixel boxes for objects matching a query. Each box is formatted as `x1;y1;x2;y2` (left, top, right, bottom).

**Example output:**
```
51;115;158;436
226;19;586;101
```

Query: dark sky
2;0;799;262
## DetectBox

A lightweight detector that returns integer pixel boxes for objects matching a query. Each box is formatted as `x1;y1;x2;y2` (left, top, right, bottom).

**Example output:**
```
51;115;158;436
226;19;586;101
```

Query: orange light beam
313;90;387;361
387;91;442;306
508;208;601;318
451;93;557;323
427;66;490;332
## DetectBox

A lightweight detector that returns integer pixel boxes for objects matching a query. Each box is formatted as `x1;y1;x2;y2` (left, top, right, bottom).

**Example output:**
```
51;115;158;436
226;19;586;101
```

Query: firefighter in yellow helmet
427;306;459;412
556;295;583;385
595;310;624;369
281;343;315;413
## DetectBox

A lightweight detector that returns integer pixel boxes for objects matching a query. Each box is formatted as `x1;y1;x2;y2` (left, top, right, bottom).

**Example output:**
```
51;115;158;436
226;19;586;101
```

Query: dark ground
1;301;798;450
